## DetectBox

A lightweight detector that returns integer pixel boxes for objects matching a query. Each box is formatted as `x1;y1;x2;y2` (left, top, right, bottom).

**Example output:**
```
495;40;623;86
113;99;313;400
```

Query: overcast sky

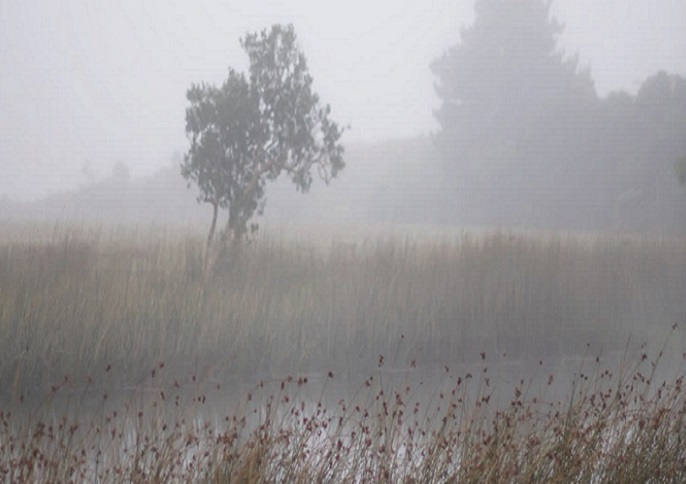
1;0;685;201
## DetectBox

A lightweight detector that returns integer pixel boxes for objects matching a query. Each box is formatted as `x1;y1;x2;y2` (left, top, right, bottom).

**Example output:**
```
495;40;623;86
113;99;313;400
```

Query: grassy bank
0;224;684;397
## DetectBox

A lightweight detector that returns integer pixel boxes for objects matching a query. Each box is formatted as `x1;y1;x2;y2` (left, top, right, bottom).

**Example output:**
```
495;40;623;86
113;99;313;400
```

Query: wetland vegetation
0;224;684;482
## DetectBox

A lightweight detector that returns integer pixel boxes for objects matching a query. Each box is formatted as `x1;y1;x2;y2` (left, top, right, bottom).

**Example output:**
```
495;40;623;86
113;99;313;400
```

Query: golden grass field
0;223;684;482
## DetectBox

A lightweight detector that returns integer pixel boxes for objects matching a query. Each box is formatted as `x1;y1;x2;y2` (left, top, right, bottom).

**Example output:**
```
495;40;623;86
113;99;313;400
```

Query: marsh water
8;345;683;436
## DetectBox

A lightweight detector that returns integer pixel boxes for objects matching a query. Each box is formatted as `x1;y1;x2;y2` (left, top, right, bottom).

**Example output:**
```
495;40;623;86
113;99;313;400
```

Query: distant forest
430;0;686;234
430;70;686;234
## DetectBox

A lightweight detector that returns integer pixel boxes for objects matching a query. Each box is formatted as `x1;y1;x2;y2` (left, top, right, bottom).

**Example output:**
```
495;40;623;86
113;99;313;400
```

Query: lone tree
182;24;345;256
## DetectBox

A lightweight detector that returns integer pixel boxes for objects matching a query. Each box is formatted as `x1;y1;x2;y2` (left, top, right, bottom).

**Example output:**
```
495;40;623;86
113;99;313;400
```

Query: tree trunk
203;200;220;278
221;210;246;270
206;201;219;251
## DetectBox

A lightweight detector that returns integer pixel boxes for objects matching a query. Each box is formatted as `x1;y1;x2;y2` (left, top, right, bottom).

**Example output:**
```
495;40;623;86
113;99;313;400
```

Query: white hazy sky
1;0;685;200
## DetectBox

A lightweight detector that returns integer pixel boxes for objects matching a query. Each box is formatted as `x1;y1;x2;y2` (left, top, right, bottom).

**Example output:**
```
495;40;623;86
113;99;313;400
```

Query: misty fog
1;0;685;225
1;2;685;479
2;0;685;372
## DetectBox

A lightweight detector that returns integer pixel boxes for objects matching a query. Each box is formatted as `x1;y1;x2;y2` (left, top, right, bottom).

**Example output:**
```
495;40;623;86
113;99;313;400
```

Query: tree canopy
432;0;594;156
430;0;686;232
182;24;345;250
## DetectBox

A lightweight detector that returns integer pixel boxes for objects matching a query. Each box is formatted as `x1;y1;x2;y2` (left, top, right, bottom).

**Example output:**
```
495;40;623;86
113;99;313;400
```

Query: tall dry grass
1;223;685;482
0;224;684;398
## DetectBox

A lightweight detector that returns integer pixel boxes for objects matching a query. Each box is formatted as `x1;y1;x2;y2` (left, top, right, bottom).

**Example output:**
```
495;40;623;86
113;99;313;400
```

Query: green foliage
182;24;345;245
